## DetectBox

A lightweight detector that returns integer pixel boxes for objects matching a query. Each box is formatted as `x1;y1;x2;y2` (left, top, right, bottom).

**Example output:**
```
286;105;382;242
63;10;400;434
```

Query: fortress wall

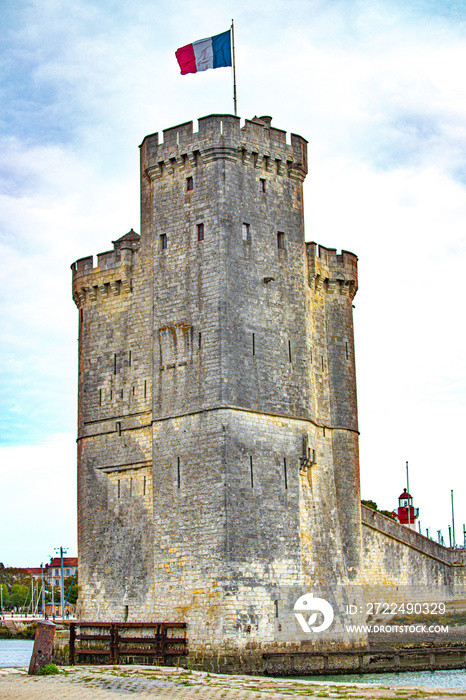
360;505;466;599
149;406;365;654
72;237;153;426
221;155;313;419
141;113;313;424
362;505;466;565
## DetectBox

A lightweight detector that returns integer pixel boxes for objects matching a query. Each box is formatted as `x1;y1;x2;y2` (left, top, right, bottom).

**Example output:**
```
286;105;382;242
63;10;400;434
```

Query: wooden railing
69;621;187;665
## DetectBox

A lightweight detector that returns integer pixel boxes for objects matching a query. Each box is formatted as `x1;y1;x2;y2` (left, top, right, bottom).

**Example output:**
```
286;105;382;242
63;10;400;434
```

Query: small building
44;602;74;618
45;557;78;588
25;567;44;581
394;488;419;529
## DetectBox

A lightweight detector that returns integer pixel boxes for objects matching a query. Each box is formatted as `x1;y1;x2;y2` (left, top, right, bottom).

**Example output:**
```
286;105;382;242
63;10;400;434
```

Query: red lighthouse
395;488;419;529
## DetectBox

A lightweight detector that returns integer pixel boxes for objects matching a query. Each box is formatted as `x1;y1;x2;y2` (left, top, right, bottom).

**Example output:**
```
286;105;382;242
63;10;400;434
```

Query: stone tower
72;114;362;670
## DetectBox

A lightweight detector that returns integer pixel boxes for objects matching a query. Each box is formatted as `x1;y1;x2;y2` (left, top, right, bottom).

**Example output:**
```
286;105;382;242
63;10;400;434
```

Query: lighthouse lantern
396;488;419;529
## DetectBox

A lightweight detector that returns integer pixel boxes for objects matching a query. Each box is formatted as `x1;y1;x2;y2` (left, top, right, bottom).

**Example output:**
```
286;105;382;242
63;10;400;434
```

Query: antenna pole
55;546;68;618
406;461;410;527
231;19;237;116
451;490;456;547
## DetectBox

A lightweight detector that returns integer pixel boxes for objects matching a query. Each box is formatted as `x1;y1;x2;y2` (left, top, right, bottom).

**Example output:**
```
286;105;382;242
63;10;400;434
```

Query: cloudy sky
1;0;466;566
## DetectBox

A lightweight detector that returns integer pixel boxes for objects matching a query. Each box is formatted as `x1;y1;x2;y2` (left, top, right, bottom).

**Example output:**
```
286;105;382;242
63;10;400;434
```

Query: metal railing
69;621;187;665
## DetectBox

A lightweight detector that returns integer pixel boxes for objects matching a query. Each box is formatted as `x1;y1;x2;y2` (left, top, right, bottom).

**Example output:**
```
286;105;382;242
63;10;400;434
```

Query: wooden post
28;620;56;674
69;622;76;665
111;623;118;664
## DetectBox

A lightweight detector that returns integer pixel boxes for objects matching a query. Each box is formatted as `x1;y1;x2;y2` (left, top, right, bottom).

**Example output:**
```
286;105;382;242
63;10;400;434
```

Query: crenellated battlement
306;242;358;299
140;114;308;183
71;229;140;308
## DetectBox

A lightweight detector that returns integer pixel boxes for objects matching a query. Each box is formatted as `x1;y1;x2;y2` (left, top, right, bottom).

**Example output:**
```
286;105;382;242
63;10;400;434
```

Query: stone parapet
306;242;358;298
71;230;140;308
362;504;466;566
140;114;307;184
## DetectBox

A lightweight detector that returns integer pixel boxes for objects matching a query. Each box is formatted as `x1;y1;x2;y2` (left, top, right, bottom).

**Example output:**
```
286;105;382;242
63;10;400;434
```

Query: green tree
64;574;78;604
0;568;35;609
361;499;395;520
9;584;30;608
361;499;378;510
380;509;396;519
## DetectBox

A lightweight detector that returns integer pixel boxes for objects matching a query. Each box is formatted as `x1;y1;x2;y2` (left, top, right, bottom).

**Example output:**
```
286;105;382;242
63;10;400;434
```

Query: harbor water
0;639;34;668
293;669;466;690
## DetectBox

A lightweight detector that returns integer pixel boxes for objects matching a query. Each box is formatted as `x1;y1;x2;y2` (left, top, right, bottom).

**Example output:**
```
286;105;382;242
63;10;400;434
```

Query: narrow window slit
288;340;292;363
177;457;181;489
143;476;146;496
197;223;204;241
283;458;288;490
130;478;133;497
321;356;324;371
252;333;255;356
198;332;202;349
144;380;147;398
274;600;279;617
250;456;254;488
114;354;117;374
117;480;121;499
129;350;132;367
345;342;349;359
99;389;102;406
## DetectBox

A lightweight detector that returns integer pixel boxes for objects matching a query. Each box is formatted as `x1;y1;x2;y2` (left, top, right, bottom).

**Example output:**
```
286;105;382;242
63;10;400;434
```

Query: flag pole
231;19;237;116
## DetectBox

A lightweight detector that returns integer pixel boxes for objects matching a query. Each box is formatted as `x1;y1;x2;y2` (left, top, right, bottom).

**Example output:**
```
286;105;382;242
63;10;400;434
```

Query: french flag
176;30;232;75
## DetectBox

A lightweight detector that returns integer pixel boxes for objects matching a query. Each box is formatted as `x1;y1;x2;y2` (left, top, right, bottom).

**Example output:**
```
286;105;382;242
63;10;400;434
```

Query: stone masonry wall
360;505;466;601
306;243;361;578
137;115;366;658
72;114;465;674
73;230;155;621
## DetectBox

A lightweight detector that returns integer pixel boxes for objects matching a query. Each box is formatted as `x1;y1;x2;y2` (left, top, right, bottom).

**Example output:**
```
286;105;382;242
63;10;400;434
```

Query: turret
306;242;361;577
71;229;140;309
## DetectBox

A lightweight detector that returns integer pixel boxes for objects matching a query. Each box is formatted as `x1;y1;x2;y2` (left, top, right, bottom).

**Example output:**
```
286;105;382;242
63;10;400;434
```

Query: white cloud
0;434;77;567
0;137;138;445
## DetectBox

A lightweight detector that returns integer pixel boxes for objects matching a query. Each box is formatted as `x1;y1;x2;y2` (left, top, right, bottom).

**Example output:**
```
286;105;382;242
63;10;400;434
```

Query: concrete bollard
28;620;56;674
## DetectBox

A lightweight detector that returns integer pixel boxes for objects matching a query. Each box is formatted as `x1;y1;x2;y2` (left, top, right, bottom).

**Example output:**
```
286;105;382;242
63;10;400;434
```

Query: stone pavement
0;665;466;700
